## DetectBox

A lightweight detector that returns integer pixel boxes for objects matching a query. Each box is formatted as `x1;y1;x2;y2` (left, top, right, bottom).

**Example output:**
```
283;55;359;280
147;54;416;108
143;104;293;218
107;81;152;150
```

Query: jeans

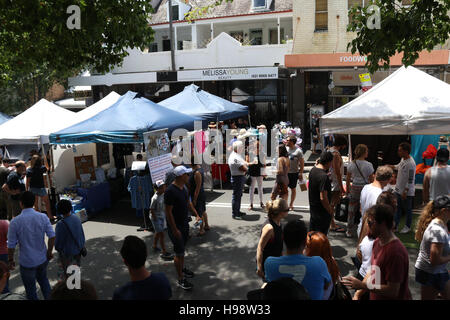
231;175;245;217
19;260;52;300
395;194;414;228
0;254;9;293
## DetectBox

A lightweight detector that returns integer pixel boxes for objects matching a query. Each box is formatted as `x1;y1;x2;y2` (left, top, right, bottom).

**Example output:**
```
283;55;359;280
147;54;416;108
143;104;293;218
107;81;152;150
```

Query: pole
348;134;352;161
168;0;176;72
39;138;52;216
248;114;252;128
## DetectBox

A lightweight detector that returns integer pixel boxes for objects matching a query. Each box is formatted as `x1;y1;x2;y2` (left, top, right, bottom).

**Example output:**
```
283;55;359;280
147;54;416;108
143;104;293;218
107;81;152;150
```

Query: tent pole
248;114;252;128
348;134;352;161
39;138;52;218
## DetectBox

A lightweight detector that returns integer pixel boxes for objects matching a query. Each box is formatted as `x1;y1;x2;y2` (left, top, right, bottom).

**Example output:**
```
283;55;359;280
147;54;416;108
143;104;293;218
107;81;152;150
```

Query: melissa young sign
178;67;279;81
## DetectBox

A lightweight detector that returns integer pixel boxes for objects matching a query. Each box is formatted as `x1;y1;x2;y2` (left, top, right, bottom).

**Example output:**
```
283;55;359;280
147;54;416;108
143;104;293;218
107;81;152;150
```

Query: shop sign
178;67;278;81
339;55;368;63
359;73;373;92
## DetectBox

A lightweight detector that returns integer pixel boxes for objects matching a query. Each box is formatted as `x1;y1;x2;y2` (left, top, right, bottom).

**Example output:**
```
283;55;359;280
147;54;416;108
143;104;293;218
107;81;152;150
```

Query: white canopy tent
0;99;76;145
66;91;121;125
321;66;450;135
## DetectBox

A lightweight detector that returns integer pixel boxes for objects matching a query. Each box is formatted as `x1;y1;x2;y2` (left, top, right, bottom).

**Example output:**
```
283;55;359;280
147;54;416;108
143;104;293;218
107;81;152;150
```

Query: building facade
286;0;450;145
69;0;294;127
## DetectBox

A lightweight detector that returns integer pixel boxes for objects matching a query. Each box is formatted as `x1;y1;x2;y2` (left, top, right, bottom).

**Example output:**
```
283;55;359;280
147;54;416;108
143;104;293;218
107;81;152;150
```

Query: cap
436;148;449;163
155;180;165;188
173;165;192;177
433;195;450;210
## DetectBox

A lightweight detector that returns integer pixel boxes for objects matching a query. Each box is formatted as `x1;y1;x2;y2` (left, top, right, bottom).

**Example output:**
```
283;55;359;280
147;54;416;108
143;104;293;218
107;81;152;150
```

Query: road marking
206;202;310;210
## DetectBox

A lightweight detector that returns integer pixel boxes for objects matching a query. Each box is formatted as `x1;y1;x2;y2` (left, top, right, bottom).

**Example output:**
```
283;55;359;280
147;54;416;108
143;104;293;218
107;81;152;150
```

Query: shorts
30;187;47;197
288;173;299;189
194;198;206;218
415;268;449;291
168;224;189;257
151;217;166;233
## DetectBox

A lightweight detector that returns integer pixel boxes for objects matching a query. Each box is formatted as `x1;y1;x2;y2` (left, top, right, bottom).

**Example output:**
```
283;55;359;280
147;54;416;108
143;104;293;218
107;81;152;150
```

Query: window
250;29;263;45
177;41;183;50
162;39;171;51
348;0;362;26
252;0;267;10
315;0;328;31
171;4;179;21
149;43;158;52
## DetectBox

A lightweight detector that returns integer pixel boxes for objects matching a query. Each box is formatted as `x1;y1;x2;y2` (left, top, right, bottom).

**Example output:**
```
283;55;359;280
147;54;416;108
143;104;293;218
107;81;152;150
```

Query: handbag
334;197;349;222
330;278;352;300
62;219;87;257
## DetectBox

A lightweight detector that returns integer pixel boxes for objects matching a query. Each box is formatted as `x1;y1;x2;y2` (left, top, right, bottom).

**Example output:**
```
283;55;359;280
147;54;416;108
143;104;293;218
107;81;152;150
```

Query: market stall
320;66;450;193
49;91;202;217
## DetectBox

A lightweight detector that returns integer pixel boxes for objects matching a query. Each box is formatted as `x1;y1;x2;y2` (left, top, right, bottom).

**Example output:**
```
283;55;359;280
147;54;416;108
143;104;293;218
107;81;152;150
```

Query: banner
143;128;173;183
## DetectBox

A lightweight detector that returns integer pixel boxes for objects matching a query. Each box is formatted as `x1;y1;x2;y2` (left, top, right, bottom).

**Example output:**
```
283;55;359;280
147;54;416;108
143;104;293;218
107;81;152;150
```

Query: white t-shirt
228;152;246;176
394;157;416;196
347;160;374;186
415;220;449;274
359;236;375;278
357;184;383;237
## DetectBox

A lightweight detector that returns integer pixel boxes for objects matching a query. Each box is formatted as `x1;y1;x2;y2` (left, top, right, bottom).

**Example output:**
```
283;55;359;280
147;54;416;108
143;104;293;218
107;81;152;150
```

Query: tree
0;0;156;112
347;0;450;73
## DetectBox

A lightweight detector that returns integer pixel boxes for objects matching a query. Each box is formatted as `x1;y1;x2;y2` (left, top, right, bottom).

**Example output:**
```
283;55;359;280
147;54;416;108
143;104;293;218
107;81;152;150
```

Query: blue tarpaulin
411;135;449;184
159;84;248;121
49;91;202;144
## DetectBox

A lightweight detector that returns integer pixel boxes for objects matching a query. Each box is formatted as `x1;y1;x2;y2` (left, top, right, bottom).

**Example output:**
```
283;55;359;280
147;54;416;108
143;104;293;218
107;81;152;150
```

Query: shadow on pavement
205;191;226;202
89;196;144;227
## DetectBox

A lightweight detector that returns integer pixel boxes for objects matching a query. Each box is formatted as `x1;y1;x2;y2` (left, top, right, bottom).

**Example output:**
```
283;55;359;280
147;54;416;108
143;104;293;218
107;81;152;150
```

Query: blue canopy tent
0;112;11;125
159;84;248;121
49;91;203;144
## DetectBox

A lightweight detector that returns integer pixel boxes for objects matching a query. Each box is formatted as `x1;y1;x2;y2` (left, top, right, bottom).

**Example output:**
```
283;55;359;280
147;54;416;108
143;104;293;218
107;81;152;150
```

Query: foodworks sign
339;55;368;63
178;67;278;81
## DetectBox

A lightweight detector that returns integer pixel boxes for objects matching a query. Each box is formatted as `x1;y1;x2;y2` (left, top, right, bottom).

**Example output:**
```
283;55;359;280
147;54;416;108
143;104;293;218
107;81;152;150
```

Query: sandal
250;204;254;210
289;206;294;211
330;226;346;233
260;202;265;209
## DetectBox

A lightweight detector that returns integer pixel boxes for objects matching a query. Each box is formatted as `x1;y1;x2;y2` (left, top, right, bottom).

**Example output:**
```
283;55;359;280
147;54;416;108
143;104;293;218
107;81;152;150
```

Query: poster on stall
309;105;324;150
359;73;373;92
143;128;173;183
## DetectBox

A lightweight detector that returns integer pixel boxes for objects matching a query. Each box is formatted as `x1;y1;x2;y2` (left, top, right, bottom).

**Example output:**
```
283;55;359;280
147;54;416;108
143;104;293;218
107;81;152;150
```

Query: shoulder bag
330;277;352;300
61;219;87;257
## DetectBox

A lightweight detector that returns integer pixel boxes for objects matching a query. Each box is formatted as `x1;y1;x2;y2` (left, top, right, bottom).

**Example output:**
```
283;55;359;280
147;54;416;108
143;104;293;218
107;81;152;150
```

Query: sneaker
233;215;243;220
400;226;410;234
177;278;193;290
182;267;194;278
239;211;247;216
160;252;173;260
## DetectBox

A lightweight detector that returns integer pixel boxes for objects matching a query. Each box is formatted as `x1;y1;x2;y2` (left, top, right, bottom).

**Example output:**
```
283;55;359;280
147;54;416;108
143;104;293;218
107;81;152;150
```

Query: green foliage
347;0;450;74
0;0;155;112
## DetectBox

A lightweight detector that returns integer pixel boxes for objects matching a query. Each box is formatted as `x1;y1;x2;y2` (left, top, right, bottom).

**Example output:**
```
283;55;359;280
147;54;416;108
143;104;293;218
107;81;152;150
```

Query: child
150;180;173;260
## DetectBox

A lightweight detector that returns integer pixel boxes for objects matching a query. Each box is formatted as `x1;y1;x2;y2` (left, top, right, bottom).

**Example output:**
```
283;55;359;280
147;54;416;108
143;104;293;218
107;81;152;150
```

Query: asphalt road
6;175;422;300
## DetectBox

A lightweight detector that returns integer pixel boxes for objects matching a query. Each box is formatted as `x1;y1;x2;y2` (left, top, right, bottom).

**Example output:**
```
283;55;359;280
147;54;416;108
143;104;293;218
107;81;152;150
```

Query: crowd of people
0;122;449;300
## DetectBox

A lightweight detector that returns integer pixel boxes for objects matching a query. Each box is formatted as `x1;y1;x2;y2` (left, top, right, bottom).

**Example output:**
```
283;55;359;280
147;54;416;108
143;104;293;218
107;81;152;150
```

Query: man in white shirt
357;166;393;237
422;148;450;203
389;142;416;234
227;141;248;220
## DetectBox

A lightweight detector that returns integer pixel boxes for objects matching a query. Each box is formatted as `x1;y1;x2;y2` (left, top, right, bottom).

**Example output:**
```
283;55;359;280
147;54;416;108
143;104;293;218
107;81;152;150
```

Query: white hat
155;180;165;188
173;165;192;177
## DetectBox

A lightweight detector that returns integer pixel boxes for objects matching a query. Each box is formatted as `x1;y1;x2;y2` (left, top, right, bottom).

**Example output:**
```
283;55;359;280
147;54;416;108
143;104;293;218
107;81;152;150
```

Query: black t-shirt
26;166;47;188
0;166;11;186
112;273;172;300
6;171;25;200
164;183;190;228
308;166;331;212
261;219;283;270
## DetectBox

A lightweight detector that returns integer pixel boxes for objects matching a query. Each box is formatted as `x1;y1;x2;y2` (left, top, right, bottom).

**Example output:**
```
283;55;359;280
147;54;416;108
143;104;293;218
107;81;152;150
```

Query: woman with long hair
304;231;340;300
414;195;450;300
256;199;289;281
26;154;53;220
271;144;290;201
246;140;266;210
345;144;374;238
